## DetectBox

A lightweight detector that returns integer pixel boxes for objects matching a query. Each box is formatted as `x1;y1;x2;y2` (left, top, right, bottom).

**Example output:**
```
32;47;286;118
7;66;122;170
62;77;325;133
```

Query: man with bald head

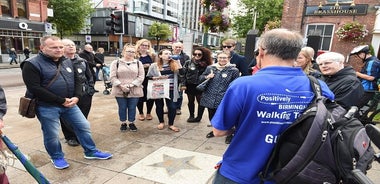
171;42;190;115
210;29;335;183
60;39;95;146
22;36;112;170
79;44;102;91
317;52;364;110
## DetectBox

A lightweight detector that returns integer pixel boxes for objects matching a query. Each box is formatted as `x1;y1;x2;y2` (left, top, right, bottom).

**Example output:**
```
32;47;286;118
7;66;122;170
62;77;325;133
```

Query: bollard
244;29;259;64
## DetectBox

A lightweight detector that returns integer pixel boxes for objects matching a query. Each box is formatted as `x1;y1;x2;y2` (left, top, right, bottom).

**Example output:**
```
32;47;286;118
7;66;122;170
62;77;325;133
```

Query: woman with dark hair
146;49;183;132
182;47;213;122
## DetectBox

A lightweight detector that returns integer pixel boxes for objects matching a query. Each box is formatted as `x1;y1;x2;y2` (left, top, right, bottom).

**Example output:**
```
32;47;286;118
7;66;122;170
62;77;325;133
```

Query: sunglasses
222;46;233;48
193;53;203;56
125;50;135;53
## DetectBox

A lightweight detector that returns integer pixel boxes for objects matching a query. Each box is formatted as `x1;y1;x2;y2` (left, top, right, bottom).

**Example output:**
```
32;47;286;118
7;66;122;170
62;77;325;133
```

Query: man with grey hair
317;52;364;110
210;29;335;183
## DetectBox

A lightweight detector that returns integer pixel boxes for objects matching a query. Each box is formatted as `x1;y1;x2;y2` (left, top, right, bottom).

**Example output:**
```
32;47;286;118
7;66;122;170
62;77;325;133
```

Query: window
17;0;27;18
306;24;334;51
1;0;11;16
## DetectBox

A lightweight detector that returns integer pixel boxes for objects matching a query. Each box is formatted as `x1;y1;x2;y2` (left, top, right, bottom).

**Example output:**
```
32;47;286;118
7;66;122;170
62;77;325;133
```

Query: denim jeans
115;97;139;122
154;90;177;125
36;104;97;159
213;169;238;184
175;90;183;110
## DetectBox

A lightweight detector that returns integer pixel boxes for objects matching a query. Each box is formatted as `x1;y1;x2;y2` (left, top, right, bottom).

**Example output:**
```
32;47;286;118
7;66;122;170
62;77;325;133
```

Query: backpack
260;76;375;184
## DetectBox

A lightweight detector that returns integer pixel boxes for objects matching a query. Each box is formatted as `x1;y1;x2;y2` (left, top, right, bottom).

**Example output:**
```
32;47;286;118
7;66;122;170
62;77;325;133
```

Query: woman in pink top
110;44;145;132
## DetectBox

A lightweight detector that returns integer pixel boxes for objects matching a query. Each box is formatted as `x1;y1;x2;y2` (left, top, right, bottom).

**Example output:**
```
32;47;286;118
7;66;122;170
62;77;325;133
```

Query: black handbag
196;78;210;91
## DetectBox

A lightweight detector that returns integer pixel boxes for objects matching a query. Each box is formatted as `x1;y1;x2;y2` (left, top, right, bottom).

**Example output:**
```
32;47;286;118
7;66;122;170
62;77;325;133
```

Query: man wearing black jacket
79;44;103;92
317;52;364;110
60;39;95;146
222;39;249;76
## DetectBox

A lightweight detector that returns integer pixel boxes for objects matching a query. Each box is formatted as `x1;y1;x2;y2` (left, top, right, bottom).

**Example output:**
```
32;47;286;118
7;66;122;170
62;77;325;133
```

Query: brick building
282;0;379;69
0;0;50;62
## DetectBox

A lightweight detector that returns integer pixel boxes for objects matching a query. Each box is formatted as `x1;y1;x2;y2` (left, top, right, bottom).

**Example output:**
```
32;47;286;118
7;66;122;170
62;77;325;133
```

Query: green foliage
148;22;172;50
148;22;172;41
47;0;94;37
232;0;283;38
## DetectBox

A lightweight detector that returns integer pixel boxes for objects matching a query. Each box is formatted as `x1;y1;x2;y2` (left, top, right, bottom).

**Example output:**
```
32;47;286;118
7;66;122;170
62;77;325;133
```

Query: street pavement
1;56;380;183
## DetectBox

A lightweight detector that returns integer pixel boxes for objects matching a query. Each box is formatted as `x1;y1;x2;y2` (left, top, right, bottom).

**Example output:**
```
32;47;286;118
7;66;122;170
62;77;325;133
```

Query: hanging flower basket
335;21;369;43
200;10;230;33
201;0;230;10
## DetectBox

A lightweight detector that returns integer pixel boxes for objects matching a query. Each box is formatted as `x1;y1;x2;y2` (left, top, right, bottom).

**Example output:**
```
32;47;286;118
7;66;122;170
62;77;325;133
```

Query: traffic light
105;10;124;35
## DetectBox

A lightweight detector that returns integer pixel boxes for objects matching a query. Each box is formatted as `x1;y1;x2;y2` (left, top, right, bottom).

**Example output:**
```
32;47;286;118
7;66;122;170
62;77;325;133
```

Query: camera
170;55;180;60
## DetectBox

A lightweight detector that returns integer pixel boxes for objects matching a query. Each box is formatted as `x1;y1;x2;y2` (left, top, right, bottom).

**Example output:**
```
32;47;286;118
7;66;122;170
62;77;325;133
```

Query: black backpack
260;76;374;184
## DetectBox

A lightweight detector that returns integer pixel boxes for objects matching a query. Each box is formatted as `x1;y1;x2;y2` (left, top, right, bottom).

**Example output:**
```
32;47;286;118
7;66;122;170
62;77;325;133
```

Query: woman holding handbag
182;47;213;122
200;52;239;139
110;44;145;132
146;49;183;132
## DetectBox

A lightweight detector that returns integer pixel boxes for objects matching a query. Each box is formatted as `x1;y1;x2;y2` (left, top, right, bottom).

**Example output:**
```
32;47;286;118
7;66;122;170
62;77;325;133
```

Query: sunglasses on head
222;45;233;48
193;53;203;56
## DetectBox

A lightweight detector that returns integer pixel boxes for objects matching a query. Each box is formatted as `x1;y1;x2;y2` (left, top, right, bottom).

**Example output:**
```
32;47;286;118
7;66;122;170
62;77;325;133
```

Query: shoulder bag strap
45;64;62;89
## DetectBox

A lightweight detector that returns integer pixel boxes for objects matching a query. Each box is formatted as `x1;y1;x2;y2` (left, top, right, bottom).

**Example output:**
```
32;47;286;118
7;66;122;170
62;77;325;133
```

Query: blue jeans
115;97;139;122
176;91;183;110
36;104;97;159
213;169;238;184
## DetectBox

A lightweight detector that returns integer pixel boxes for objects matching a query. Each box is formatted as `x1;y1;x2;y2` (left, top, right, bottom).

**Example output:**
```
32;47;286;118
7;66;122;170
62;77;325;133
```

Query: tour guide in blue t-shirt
211;29;335;184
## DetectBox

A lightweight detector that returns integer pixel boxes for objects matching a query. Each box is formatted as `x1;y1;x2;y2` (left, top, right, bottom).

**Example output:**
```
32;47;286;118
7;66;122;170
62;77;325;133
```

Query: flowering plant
200;10;230;32
335;21;369;42
201;0;229;11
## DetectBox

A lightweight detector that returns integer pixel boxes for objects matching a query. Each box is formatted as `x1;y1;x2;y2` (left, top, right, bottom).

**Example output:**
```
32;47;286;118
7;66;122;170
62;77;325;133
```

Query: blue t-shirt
211;66;334;184
360;56;380;91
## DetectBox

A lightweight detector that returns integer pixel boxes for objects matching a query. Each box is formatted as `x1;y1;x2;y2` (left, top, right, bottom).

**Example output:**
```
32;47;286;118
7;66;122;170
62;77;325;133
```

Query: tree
232;0;283;38
47;0;94;38
148;22;172;51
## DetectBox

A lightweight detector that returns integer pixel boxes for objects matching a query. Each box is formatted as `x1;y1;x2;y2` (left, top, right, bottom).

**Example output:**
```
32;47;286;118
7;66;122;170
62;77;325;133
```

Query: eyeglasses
222;45;233;49
193;53;203;56
218;57;229;60
125;50;135;53
141;44;149;47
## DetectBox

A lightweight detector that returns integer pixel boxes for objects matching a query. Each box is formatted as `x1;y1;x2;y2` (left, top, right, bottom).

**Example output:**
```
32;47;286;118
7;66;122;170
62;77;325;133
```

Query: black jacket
230;51;249;76
182;59;208;85
323;66;364;110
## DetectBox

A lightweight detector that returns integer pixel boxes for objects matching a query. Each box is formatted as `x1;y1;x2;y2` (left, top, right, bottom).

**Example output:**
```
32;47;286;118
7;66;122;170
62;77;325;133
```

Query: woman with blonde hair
146;49;183;132
295;46;321;78
135;39;156;121
110;44;145;132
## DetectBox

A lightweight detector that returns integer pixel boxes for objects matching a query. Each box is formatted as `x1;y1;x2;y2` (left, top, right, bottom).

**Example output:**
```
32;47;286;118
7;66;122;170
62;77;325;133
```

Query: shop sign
305;4;368;16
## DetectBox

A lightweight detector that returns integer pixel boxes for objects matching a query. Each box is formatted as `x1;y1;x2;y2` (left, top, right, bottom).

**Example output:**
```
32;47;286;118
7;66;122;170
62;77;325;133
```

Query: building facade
0;0;50;62
72;0;222;56
282;0;379;60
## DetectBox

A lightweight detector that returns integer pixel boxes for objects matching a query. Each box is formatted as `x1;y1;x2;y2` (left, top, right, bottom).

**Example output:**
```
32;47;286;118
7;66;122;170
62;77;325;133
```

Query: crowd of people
0;28;378;184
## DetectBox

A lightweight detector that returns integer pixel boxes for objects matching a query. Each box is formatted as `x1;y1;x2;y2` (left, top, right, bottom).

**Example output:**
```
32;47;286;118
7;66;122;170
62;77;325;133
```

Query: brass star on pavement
149;154;201;176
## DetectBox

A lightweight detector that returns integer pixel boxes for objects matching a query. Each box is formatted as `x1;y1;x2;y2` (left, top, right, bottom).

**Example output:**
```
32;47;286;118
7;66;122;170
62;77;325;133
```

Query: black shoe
120;123;128;131
67;139;80;147
188;117;201;123
206;131;214;138
129;123;138;132
187;116;195;122
225;134;234;144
